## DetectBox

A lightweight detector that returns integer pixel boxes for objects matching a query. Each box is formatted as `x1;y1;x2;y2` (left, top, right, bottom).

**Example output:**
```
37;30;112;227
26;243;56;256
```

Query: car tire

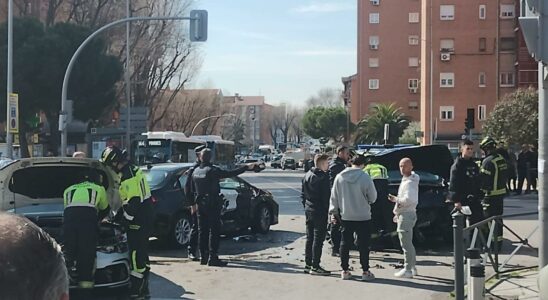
251;204;271;234
292;167;296;170
282;166;286;170
169;212;192;249
254;166;261;173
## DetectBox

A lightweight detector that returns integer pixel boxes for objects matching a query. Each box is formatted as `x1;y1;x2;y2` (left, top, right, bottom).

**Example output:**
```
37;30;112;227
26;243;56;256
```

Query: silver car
0;157;130;290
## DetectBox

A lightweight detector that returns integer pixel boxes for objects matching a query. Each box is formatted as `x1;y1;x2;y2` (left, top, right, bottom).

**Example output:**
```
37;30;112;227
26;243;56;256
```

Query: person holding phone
388;157;419;279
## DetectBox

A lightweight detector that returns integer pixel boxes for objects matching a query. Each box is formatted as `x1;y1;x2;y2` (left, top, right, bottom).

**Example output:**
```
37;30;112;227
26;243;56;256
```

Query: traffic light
189;10;208;42
465;108;475;130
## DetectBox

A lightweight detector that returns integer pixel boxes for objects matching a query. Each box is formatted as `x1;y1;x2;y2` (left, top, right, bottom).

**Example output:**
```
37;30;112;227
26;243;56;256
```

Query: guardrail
452;211;538;300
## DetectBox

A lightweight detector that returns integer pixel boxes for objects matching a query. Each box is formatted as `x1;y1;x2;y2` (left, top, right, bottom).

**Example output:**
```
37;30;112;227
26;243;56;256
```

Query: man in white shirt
388;157;419;279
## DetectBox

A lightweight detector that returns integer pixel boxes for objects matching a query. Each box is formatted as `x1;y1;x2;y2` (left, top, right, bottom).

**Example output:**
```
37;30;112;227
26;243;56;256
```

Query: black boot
129;275;145;300
208;256;228;267
143;268;151;299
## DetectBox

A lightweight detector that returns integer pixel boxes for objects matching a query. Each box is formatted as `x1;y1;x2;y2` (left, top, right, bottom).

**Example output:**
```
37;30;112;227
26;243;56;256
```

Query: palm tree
354;103;410;144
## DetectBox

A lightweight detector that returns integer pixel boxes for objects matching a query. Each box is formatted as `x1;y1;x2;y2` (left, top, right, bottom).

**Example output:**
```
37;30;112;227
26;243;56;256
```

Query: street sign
189;10;208;42
8;93;18;134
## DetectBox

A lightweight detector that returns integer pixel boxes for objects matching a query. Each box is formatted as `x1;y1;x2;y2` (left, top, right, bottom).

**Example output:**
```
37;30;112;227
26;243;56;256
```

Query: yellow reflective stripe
78;281;94;289
481;168;491;175
131;250;146;273
129;224;140;230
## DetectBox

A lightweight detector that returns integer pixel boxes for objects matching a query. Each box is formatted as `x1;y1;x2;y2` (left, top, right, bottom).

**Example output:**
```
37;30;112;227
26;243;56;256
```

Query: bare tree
280;106;298;145
291;111;304;144
306;88;343;108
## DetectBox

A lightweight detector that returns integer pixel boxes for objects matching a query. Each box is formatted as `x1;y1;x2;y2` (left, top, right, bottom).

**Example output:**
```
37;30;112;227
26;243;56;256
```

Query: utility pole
6;0;13;159
520;0;548;268
125;0;131;155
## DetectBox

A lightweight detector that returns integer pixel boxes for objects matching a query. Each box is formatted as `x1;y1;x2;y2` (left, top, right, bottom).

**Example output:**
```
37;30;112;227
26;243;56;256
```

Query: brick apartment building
350;0;538;146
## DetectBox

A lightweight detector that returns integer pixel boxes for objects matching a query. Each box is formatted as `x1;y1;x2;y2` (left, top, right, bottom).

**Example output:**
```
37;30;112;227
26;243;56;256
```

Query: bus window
132;139;170;164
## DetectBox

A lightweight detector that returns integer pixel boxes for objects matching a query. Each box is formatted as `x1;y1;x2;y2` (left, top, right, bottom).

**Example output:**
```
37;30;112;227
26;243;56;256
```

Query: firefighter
63;169;109;300
479;137;508;251
100;146;153;299
190;148;256;266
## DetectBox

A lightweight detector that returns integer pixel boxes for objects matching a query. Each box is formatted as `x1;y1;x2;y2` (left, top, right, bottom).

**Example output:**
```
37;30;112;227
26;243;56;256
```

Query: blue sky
191;0;357;106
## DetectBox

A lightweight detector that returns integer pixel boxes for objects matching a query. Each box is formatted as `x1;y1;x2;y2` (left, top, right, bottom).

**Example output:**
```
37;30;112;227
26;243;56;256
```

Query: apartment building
352;0;537;146
352;0;422;124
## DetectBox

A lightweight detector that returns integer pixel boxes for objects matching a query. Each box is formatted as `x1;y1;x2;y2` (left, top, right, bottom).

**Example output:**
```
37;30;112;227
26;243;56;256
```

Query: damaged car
367;144;455;248
0;158;130;291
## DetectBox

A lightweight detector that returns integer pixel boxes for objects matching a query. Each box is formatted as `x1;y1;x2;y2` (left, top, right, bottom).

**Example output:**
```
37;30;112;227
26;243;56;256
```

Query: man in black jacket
302;154;331;276
184;145;206;261
191;148;257;266
449;139;483;225
328;145;350;256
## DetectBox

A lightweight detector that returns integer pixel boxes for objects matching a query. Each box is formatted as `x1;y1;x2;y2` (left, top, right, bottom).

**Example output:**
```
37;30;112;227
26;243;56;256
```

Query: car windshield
143;169;170;189
387;170;441;183
285;159;295;163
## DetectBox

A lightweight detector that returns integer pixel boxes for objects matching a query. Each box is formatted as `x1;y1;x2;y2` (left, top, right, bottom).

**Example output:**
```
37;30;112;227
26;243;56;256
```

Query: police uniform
119;164;154;297
63;180;109;293
184;145;206;260
191;162;247;265
479;138;508;250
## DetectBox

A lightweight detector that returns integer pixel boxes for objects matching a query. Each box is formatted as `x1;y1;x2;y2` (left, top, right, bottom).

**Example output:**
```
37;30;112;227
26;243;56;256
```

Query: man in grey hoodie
329;155;377;281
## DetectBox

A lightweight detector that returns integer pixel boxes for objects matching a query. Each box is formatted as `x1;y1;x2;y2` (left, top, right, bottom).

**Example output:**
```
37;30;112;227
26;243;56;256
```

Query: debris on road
233;235;257;242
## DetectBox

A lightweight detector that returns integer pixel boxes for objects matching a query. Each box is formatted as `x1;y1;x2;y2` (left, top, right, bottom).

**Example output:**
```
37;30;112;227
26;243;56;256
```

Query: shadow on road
372;277;453;292
149;229;305;259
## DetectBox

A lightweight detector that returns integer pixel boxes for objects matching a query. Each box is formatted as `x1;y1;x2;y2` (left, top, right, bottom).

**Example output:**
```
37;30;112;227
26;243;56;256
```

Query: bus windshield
132;139;204;165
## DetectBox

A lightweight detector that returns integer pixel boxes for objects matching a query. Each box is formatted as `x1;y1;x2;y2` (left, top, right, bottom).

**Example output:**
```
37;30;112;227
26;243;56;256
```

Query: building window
479;5;486;19
409;35;420;45
500;4;515;18
369;79;379;90
500;72;515;87
478;105;487;121
440;72;455;88
369;35;379;49
479;38;487;52
370;0;380;5
479;72;486;87
408;79;419;89
499;37;516;51
440;5;455;20
369;13;380;24
408;57;419;67
440;106;455;121
409;101;419;110
369;58;379;68
440;38;455;52
409;12;420;23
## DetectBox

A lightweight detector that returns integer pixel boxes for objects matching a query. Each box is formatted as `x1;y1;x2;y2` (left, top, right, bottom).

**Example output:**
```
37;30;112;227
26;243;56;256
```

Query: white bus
132;131;205;165
191;135;236;168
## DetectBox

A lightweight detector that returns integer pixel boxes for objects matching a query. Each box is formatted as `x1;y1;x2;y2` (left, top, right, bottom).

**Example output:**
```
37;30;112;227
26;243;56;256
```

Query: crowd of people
301;145;420;280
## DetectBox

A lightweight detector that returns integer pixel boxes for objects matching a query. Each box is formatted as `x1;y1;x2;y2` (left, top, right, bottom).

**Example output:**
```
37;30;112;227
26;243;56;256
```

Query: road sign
8;93;18;134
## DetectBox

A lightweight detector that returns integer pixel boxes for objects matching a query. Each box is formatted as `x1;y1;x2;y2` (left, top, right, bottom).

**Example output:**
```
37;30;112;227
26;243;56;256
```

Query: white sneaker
361;271;375;281
411;267;418;276
394;269;413;278
341;270;352;280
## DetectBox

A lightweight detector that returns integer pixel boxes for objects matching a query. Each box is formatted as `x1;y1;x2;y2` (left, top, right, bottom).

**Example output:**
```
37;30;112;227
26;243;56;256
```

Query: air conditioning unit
370;0;380;5
409;88;418;94
441;52;451;61
370;44;379;50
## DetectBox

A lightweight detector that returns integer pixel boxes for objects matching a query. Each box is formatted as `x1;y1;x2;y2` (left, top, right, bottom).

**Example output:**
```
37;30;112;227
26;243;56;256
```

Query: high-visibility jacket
64;181;109;211
363;163;389;180
480;153;508;197
119;166;151;205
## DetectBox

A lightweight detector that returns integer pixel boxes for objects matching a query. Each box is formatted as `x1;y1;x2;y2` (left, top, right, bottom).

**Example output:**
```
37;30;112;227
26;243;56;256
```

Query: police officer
63;169;109;300
184;145;206;261
479;137;508;251
191;148;256;266
449;139;483;225
100;146;153;299
328;145;350;257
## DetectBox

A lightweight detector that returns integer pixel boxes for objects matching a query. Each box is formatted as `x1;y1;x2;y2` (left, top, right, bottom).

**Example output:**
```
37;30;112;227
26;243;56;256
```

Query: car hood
369;145;454;180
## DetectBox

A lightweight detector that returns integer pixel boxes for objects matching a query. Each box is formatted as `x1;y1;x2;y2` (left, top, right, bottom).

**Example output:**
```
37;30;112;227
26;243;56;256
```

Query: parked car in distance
141;163;279;248
0;158;130;291
270;154;283;169
238;158;266;172
282;157;296;170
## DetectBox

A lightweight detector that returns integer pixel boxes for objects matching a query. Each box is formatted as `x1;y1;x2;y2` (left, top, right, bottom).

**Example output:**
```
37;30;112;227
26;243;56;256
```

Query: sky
190;0;357;106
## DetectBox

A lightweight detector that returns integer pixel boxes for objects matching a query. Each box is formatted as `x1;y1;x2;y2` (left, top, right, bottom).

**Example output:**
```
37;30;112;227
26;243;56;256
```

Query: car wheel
251;204;271;234
170;213;192;248
254;166;261;173
282;166;285;170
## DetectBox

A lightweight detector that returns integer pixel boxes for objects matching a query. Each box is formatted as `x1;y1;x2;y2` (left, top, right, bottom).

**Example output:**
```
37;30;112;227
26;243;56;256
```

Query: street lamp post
190;114;236;137
125;0;131;156
59;11;208;155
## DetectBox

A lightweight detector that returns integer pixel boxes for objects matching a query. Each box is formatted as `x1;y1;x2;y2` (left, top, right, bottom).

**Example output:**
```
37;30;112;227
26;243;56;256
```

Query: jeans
340;220;371;272
305;211;328;267
397;211;417;271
